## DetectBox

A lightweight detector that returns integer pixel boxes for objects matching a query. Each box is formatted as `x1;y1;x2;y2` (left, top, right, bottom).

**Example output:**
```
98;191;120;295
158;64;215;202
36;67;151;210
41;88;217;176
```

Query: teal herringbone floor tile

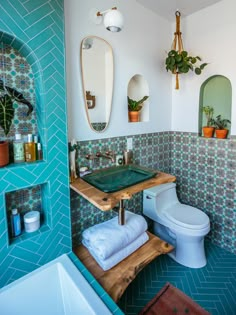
118;241;236;315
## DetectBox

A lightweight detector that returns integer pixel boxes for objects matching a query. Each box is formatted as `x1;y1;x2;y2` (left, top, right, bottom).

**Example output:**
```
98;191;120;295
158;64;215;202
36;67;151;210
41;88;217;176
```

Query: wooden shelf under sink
73;231;174;302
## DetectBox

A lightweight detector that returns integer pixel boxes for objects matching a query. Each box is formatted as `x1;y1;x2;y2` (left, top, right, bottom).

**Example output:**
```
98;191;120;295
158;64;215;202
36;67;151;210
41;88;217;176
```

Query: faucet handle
106;150;114;156
85;154;95;160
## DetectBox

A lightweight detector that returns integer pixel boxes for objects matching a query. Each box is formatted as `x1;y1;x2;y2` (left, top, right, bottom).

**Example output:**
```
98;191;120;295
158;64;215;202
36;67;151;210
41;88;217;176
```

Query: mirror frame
80;36;114;133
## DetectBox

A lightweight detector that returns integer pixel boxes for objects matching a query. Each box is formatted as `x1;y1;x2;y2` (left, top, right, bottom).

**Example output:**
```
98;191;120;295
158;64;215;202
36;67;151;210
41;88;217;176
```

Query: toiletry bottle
34;135;38;159
11;208;21;237
13;133;25;163
24;134;36;162
37;142;43;160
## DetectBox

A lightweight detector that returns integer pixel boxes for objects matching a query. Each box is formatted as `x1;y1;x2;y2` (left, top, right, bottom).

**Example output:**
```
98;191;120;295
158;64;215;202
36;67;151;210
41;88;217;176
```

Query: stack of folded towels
82;211;149;271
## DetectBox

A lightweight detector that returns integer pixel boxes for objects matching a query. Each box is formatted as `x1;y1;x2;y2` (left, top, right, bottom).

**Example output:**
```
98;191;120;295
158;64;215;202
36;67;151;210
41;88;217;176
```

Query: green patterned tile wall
0;0;70;288
71;133;172;246
72;132;236;255
170;132;236;254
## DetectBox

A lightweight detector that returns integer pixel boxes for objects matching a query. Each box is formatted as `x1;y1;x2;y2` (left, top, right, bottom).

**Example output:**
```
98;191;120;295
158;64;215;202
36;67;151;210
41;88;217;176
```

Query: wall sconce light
92;7;124;32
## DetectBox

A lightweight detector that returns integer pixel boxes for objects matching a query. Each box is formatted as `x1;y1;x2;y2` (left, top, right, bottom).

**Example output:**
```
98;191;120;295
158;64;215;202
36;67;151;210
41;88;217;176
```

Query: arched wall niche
199;75;232;137
127;74;149;122
0;31;44;145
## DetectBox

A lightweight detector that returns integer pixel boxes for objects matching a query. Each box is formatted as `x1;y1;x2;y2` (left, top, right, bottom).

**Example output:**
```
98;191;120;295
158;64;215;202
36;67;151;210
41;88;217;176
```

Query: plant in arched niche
165;11;208;89
0;79;33;136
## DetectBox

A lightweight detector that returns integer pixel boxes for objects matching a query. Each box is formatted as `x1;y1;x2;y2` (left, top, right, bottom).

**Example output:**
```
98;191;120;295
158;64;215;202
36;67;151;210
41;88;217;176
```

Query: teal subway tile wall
72;132;236;255
0;0;70;287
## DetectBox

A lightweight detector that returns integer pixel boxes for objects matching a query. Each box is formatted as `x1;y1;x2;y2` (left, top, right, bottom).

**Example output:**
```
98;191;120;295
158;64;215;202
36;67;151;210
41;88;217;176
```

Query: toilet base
153;222;207;269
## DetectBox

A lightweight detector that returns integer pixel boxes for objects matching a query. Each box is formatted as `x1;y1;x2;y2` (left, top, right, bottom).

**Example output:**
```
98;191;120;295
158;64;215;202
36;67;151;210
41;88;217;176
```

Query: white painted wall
64;0;172;141
171;0;236;135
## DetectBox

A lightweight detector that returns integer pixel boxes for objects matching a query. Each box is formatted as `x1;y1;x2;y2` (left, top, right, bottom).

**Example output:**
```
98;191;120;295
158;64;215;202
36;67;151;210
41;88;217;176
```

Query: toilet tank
143;182;179;221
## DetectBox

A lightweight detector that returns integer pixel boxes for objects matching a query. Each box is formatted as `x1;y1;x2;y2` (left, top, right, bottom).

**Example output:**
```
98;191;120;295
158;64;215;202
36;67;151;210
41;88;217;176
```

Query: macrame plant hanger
172;11;183;89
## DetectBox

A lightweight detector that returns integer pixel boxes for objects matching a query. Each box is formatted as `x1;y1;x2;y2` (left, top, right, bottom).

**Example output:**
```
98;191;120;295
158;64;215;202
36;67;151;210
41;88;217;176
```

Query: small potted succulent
0;79;33;167
213;115;231;139
202;106;215;138
128;95;149;122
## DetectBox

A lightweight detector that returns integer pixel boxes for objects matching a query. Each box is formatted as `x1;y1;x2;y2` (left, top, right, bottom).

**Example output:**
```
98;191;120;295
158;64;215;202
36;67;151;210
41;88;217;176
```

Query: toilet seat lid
164;204;209;229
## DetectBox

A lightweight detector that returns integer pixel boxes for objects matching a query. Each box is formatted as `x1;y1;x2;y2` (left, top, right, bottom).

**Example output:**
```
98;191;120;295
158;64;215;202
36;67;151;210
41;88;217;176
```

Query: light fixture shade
103;9;124;32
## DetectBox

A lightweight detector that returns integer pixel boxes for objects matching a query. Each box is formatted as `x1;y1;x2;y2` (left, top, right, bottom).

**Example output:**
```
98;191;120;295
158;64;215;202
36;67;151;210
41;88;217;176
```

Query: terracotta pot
202;126;214;138
215;129;228;139
128;111;140;122
0;141;9;167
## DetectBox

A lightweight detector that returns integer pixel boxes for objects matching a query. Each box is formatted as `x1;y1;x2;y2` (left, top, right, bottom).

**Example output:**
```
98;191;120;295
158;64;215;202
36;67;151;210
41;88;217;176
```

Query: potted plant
0;79;33;167
128;95;149;122
213;115;231;139
165;50;207;89
201;106;215;138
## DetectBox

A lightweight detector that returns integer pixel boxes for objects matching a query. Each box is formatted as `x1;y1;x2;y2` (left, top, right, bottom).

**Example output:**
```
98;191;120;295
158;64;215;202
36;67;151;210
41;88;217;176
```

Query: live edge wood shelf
74;232;174;302
71;170;176;302
70;171;176;211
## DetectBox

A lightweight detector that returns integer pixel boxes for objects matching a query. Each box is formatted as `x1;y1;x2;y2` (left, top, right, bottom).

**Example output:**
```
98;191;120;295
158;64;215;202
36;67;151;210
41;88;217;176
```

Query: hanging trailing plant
165;50;207;75
0;79;33;136
165;11;208;89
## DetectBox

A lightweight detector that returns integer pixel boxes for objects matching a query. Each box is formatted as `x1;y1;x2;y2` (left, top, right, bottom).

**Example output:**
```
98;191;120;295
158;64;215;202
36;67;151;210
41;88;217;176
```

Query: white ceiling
136;0;222;21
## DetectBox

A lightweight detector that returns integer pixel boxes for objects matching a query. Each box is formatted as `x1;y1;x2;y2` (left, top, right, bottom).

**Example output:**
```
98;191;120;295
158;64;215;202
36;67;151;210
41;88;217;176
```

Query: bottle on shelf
13;133;25;163
37;142;43;160
24;134;36;162
11;208;21;237
34;135;38;159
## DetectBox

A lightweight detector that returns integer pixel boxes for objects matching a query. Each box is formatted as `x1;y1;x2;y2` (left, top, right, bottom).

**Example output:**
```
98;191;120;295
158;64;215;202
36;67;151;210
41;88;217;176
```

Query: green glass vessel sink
82;165;158;193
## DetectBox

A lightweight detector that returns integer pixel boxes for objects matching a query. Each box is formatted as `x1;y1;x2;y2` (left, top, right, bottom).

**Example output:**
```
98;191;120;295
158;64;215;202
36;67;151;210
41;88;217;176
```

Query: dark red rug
138;282;210;315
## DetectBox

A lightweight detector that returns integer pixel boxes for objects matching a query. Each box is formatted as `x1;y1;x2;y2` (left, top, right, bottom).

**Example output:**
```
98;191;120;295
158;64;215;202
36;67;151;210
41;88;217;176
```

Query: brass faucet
96;151;115;163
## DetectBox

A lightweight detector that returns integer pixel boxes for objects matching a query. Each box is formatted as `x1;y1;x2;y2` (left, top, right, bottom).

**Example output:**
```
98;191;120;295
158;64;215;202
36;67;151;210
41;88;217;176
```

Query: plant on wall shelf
212;114;231;139
165;11;208;89
128;96;149;112
202;106;215;138
0;79;33;136
128;95;149;123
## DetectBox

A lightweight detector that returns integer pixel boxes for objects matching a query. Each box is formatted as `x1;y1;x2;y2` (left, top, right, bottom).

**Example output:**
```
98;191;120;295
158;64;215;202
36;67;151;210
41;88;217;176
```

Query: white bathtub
0;254;112;315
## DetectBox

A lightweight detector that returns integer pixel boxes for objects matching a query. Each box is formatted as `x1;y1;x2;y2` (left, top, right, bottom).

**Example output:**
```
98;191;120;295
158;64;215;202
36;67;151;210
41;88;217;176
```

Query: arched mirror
81;36;113;132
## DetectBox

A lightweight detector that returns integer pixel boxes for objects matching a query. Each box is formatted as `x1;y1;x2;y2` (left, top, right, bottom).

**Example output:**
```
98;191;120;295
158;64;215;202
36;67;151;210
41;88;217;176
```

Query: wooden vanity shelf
71;170;176;301
70;171;176;211
74;231;174;302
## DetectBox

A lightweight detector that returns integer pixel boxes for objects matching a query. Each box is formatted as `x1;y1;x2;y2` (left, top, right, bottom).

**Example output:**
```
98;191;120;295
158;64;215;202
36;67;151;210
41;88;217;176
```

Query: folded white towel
82;211;147;260
86;232;149;271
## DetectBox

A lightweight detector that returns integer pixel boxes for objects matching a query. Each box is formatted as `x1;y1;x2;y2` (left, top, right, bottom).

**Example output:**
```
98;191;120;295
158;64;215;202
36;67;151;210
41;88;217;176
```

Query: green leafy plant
213;115;231;130
128;96;149;112
165;50;207;75
0;79;33;136
202;106;214;127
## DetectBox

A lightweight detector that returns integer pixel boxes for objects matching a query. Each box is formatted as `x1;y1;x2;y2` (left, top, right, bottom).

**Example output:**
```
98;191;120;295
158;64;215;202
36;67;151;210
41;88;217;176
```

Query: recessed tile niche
5;183;50;245
0;41;38;141
199;75;232;138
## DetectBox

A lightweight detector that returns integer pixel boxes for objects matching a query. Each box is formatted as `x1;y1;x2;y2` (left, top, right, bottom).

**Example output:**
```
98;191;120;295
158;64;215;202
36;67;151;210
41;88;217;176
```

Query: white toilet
143;182;210;268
